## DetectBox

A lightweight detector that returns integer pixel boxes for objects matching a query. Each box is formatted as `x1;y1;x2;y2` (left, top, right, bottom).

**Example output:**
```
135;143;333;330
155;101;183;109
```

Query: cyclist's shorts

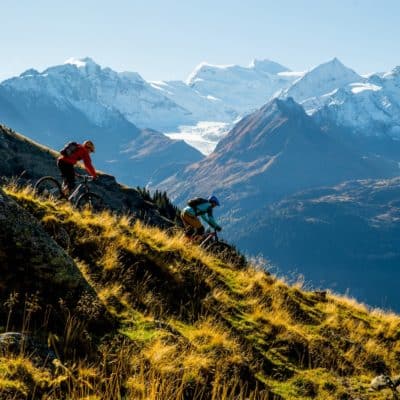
181;211;202;229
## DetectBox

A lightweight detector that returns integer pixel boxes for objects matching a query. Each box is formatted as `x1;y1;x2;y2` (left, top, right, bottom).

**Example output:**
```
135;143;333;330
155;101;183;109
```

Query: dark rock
0;188;114;338
0;332;56;366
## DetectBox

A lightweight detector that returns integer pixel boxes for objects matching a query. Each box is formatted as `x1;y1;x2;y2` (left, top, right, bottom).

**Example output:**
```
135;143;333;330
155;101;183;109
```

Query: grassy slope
1;185;399;399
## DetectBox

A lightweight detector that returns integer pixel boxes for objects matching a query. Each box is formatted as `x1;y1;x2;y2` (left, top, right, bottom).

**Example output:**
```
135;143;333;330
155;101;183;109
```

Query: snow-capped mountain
281;58;363;112
313;66;400;140
1;57;194;131
0;59;205;187
3;56;400;158
149;59;302;153
186;59;301;115
149;80;236;123
0;57;302;154
276;58;400;145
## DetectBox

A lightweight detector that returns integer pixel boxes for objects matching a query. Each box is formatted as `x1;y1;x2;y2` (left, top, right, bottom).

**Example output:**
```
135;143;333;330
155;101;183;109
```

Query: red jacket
58;144;97;178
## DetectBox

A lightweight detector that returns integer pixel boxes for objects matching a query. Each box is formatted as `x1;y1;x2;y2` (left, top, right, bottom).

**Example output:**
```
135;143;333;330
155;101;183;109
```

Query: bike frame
67;175;91;203
199;229;218;247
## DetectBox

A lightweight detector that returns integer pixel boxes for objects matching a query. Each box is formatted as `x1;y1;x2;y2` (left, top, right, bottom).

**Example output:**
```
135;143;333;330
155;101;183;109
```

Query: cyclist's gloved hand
215;226;222;232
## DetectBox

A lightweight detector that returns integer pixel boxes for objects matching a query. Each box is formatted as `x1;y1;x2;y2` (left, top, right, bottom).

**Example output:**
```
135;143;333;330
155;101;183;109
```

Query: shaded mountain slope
161;98;397;221
1;184;400;399
0;187;94;314
238;177;400;310
158;98;400;313
120;128;203;186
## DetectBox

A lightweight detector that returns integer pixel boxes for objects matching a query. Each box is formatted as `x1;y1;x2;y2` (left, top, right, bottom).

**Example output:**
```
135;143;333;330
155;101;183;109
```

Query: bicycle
198;229;225;249
34;174;106;212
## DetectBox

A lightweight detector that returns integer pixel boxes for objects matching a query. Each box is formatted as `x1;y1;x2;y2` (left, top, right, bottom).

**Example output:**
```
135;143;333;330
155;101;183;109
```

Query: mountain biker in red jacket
57;140;97;195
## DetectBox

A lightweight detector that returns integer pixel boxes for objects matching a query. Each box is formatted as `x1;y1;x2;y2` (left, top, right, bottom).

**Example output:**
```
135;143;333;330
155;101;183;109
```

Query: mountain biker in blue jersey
181;195;222;237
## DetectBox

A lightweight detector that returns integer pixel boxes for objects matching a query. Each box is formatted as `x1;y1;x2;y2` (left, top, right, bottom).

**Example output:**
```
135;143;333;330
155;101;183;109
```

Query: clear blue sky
1;0;399;82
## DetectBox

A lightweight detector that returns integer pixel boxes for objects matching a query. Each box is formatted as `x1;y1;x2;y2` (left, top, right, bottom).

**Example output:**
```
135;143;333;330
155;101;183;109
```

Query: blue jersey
183;201;220;230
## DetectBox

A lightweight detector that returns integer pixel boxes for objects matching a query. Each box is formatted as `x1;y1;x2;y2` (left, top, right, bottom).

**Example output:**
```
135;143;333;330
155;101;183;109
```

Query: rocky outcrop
0;188;111;334
0;188;87;294
0;332;56;366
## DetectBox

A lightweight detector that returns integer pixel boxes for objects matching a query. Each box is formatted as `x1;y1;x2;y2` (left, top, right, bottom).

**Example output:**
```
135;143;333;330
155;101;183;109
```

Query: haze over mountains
1;55;400;309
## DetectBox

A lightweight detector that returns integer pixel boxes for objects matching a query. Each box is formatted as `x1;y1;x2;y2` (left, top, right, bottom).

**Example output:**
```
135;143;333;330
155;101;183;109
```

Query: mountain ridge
4;56;400;157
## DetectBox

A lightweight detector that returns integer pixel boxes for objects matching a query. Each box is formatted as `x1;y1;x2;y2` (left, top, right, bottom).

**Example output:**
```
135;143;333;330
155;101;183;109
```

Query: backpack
187;197;209;215
60;142;79;157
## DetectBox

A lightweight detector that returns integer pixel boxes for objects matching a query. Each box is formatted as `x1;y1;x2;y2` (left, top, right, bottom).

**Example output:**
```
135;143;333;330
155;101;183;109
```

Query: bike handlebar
76;174;95;182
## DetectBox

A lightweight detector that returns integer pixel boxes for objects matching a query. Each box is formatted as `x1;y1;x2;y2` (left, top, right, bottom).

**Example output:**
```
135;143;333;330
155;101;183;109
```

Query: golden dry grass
3;184;400;399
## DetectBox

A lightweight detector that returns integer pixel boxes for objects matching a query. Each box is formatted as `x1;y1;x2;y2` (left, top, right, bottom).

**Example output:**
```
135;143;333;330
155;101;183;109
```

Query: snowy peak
310;57;360;78
383;66;400;81
64;56;99;69
249;59;290;74
38;57;146;83
187;59;291;85
185;59;298;115
186;62;235;85
20;68;40;77
5;56;400;150
270;96;304;113
38;57;106;79
312;65;400;139
1;57;191;130
283;58;363;106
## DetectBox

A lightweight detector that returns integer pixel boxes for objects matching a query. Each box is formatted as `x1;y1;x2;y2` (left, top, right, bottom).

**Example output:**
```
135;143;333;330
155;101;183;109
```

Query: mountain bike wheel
76;192;106;212
34;176;63;199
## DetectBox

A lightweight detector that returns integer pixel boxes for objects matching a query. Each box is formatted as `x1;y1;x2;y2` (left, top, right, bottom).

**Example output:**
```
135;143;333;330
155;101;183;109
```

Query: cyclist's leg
195;225;205;236
57;160;75;196
181;211;202;239
180;211;194;237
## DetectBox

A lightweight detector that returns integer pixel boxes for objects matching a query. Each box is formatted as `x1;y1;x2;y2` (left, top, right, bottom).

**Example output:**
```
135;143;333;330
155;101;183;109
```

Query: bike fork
68;184;81;202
